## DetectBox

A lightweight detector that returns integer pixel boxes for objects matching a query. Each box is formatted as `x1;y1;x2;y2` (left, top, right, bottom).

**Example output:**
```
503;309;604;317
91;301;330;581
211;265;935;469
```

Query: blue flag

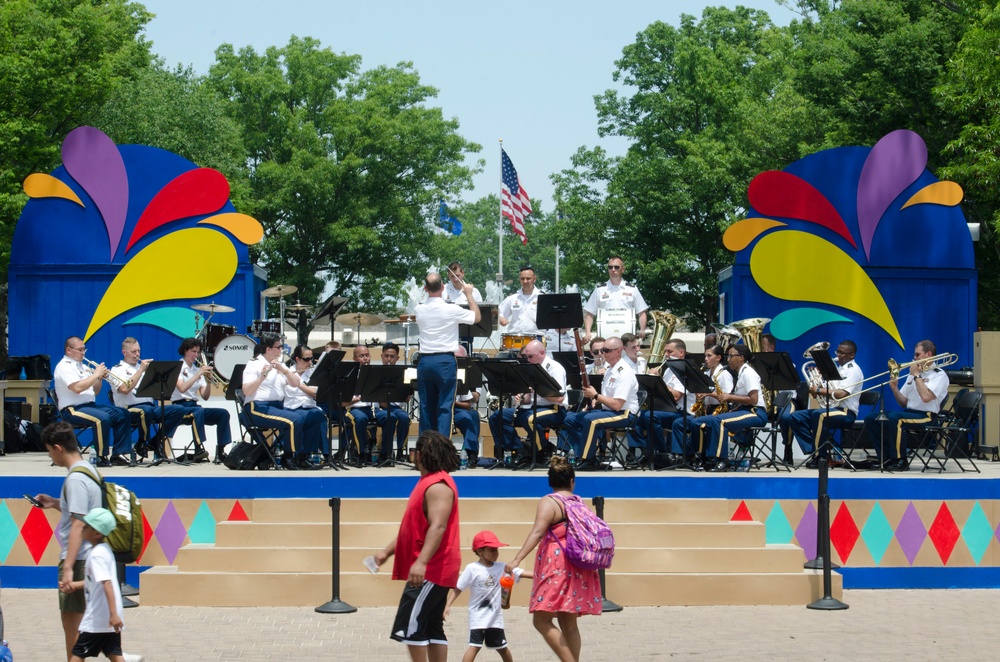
438;199;462;236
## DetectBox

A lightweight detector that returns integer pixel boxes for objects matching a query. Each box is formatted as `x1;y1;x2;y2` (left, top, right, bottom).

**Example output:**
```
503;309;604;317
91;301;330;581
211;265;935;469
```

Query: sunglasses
607;265;622;270
599;348;619;354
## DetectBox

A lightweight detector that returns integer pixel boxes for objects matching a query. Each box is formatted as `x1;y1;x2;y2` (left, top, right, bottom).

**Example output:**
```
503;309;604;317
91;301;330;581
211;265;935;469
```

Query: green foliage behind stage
4;0;1000;356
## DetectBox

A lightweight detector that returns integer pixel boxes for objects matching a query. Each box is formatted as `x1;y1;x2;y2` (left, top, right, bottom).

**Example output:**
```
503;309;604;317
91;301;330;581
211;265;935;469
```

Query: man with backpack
34;422;103;661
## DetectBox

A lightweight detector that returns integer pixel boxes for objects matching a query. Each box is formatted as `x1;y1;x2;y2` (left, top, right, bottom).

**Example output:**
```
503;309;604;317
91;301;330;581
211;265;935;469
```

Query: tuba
713;323;742;353
730;317;771;354
648;311;680;369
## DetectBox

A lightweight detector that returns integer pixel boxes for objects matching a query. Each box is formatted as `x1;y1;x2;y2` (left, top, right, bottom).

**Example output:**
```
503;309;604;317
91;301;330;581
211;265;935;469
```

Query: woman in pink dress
505;456;602;661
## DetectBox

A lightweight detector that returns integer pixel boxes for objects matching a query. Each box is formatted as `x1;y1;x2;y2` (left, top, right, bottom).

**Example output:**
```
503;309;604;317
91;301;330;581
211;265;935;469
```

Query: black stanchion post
591;496;622;613
806;462;848;610
117;561;138;609
316;497;358;614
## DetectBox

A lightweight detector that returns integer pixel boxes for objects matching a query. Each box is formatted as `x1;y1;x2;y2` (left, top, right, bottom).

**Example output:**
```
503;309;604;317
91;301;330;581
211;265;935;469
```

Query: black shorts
470;627;508;649
390;581;449;646
71;631;123;658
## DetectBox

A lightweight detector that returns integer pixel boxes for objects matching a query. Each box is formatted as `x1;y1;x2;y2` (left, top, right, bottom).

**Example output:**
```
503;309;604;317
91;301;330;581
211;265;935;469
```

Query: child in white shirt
444;530;531;662
68;508;125;662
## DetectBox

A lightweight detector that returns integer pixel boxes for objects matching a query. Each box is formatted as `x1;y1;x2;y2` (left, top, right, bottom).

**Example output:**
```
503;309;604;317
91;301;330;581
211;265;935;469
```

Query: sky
140;0;798;214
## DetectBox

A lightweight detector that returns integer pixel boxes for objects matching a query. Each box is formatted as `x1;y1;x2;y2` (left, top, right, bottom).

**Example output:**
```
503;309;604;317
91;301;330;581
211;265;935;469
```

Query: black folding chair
733;391;793;472
606;390;647;470
232;389;279;469
909;390;982;473
841;390;881;467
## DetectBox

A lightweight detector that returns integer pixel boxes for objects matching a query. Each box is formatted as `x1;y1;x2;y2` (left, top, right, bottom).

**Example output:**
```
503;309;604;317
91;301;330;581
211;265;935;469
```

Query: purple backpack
548;493;615;570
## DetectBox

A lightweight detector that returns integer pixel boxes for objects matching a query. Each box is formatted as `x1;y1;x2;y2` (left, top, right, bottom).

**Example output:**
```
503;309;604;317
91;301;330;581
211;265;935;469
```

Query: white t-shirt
455;562;524;630
821;360;864;414
499;288;542;334
79;542;124;634
284;365;318;409
899;368;949;413
416;297;477;354
171;359;205;401
58;462;103;560
734;363;764;408
110;361;152;407
445;282;483;305
584;280;649;316
242;355;289;402
54;356;96;408
602;361;640;414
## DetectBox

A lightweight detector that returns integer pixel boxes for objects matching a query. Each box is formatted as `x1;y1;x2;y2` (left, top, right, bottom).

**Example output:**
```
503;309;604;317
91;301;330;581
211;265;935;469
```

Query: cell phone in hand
23;494;42;507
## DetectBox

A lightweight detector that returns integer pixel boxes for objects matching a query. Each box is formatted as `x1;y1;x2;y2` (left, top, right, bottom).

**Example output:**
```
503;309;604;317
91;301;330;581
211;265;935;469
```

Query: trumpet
197;352;229;389
831;352;959;405
83;358;129;389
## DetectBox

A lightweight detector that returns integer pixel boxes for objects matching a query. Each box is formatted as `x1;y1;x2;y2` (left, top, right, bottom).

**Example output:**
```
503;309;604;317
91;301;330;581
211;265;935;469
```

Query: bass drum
214;334;256;380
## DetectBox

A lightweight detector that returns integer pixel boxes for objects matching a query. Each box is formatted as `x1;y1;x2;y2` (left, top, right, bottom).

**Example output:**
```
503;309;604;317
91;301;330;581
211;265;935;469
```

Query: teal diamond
861;502;894;566
961;502;993;565
765;502;794;544
0;502;17;563
187;501;217;544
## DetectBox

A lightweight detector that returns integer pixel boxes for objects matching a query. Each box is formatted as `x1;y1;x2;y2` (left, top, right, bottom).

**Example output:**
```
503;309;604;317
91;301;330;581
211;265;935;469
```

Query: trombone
831;353;958;404
197;352;229;389
83;358;129;389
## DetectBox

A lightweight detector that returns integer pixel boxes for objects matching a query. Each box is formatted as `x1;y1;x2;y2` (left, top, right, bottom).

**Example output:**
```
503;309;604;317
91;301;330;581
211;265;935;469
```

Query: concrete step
248;498;733;524
140;567;839;608
213;520;764;549
176;544;805;575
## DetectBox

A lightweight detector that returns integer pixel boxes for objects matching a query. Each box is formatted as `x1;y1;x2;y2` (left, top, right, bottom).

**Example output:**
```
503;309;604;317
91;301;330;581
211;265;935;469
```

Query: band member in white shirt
171;337;232;463
380;342;411;462
631;338;694;459
284;344;332;463
498;266;542;335
786;340;864;464
563;336;638;470
862;339;950;471
670;344;733;460
110;337;188;459
443;261;483;304
415;272;480;436
54;336;131;467
690;344;767;472
582;256;649;343
243;333;323;470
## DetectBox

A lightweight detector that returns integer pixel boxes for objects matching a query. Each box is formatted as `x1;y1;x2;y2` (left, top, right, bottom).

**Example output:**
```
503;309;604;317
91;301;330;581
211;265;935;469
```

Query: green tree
207;36;482;342
555;7;811;329
935;0;1000;328
0;0;152;358
92;62;250;210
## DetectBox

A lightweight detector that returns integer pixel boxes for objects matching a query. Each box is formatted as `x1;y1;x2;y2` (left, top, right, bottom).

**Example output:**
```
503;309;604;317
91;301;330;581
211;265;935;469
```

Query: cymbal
336;312;383;327
191;302;235;313
286;303;312;311
262;284;298;298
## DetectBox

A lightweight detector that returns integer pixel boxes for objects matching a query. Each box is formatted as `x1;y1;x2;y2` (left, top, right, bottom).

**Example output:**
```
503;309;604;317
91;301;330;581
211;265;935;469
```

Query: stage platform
2;451;1000;592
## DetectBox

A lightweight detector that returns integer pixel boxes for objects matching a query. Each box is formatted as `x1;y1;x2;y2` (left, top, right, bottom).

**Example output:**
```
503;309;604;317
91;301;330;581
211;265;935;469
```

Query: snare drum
203;324;236;353
214;334;256;380
596;309;635;339
501;333;543;351
252;319;282;337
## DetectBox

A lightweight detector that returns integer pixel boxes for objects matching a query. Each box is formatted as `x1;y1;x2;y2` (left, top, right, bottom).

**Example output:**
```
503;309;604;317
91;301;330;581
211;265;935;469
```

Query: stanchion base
121;582;139;597
315;599;358;614
122;595;139;609
804;557;841;570
601;598;623;613
807;596;849;611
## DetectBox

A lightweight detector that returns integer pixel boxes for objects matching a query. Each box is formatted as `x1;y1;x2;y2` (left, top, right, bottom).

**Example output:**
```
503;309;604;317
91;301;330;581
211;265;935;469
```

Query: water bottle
739;458;751;471
499;574;514;609
460;454;468;470
89;454;97;467
503;451;512;466
371;449;378;465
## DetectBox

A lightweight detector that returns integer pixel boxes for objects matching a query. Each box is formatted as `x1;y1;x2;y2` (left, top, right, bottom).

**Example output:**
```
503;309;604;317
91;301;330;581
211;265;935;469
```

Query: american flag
501;149;531;245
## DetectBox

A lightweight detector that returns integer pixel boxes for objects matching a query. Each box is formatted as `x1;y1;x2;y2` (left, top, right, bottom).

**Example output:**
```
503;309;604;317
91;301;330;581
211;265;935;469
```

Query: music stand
310;352;357;467
537;294;583;354
665;359;715;470
635;374;678;470
511;362;563;471
802;348;848;609
134;361;183;467
356;365;412;467
459;304;496;354
751;351;799;468
477;357;526;468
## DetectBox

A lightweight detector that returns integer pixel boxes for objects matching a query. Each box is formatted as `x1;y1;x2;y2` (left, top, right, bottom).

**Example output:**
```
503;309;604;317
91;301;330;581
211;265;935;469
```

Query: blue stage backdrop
719;130;976;397
9;126;266;367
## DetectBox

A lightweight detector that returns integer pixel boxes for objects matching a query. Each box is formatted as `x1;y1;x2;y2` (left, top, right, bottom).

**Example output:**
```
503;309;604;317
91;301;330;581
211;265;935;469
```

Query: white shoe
123;654;144;662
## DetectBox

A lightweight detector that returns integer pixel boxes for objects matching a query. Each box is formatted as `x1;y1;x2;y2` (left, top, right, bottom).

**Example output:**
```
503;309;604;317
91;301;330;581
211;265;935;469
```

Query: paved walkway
2;587;996;660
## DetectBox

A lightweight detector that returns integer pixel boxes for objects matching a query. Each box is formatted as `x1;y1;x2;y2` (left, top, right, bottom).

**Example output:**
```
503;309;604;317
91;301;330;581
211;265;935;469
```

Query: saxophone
691;368;723;417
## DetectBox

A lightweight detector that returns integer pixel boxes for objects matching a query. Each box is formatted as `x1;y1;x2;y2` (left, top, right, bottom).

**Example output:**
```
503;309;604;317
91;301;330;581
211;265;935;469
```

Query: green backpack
68;467;144;563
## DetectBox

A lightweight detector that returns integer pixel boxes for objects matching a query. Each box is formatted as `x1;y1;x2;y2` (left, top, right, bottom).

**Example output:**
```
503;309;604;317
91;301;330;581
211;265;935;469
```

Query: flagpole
498;138;504;291
555;243;560;293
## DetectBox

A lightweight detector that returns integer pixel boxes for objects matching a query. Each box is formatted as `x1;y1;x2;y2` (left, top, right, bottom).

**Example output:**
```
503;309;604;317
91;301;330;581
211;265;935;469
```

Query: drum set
193;284;303;382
